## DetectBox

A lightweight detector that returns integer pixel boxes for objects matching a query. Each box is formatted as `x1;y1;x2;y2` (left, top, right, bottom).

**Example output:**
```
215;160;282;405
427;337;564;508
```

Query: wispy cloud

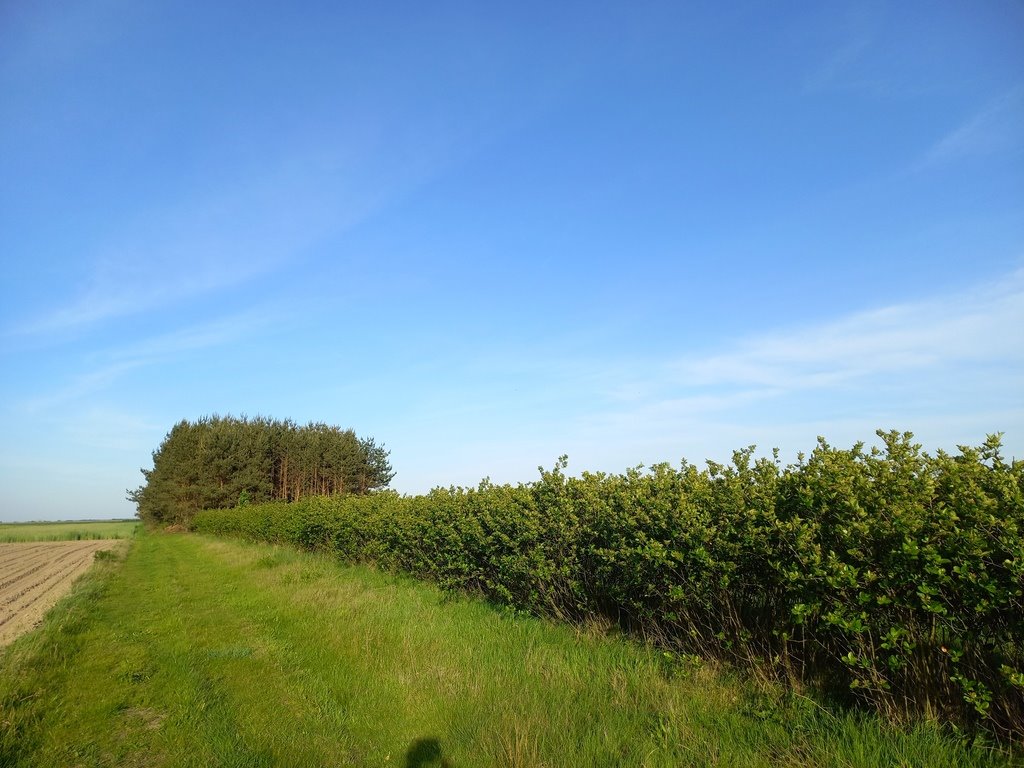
9;130;455;338
20;361;146;415
803;30;873;94
106;309;277;364
673;268;1024;391
256;267;1024;494
396;267;1024;491
801;5;888;96
920;86;1024;169
21;310;275;413
20;257;269;336
563;267;1024;465
417;267;1024;436
12;174;330;336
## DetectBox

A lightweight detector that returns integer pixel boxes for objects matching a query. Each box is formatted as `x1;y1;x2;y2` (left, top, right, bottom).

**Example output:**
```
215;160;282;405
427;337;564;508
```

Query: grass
0;520;139;543
0;532;1014;767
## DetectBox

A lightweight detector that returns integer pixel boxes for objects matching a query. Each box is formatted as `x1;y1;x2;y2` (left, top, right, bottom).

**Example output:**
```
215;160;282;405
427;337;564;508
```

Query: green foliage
194;431;1024;741
128;415;394;526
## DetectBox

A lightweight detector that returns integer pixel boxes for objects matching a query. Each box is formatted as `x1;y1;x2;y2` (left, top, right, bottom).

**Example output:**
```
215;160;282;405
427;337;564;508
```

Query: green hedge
194;431;1024;739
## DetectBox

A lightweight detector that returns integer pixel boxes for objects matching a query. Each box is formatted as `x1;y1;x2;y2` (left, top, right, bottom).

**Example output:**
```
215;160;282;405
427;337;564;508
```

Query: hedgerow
193;431;1024;741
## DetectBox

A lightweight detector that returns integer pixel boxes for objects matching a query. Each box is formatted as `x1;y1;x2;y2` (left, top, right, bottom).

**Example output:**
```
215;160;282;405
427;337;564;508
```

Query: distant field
0;520;139;543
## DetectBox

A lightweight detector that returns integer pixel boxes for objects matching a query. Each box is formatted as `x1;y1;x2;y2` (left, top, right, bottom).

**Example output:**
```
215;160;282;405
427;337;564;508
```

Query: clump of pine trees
128;415;393;525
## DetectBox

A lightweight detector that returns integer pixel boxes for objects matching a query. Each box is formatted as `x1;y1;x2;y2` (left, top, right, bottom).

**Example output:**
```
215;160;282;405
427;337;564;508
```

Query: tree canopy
128;415;394;525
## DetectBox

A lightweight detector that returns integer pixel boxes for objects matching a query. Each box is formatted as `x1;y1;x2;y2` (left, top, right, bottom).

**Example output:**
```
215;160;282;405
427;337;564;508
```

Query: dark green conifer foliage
128;415;393;525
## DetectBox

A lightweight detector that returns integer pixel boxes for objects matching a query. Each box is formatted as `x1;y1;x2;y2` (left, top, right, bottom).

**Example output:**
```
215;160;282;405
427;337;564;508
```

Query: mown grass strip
0;532;1011;767
0;521;139;543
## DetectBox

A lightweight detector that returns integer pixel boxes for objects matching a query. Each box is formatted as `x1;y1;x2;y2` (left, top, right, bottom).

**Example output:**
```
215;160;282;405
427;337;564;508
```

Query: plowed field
0;540;118;647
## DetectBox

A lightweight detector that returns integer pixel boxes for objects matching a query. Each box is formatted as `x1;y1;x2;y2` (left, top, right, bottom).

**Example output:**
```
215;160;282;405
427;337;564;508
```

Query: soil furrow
0;548;95;610
0;545;93;591
0;544;61;580
0;540;119;646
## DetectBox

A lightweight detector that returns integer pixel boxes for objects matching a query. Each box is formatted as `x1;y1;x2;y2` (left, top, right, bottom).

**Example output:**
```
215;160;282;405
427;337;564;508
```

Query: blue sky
2;1;1022;521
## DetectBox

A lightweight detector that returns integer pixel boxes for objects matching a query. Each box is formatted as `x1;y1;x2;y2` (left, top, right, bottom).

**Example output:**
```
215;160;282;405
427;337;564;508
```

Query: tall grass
0;532;1011;766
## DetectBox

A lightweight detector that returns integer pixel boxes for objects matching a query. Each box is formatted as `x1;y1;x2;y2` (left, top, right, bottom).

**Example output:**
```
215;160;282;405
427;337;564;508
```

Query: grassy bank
0;531;1011;767
194;434;1024;739
0;520;139;542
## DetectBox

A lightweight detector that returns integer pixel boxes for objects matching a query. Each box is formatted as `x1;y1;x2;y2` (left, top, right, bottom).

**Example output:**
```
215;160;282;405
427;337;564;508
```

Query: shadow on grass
405;737;451;768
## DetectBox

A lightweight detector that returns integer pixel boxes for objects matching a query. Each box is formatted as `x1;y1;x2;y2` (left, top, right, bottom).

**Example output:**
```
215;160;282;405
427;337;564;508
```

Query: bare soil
0;540;120;647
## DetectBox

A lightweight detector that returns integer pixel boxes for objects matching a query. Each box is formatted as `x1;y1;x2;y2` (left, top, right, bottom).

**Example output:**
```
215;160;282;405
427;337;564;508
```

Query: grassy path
0;532;1009;767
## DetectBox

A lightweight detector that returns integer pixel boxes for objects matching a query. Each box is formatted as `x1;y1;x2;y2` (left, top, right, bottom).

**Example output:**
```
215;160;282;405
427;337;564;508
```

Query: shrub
192;431;1024;740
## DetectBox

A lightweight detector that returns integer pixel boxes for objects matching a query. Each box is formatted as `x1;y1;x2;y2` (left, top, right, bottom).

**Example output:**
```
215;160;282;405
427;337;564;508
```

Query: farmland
0;520;139;543
0;540;121;647
0;531;1011;767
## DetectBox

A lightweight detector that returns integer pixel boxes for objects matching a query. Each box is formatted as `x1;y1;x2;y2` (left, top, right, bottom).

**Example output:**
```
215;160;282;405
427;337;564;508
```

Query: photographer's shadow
405;737;451;768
